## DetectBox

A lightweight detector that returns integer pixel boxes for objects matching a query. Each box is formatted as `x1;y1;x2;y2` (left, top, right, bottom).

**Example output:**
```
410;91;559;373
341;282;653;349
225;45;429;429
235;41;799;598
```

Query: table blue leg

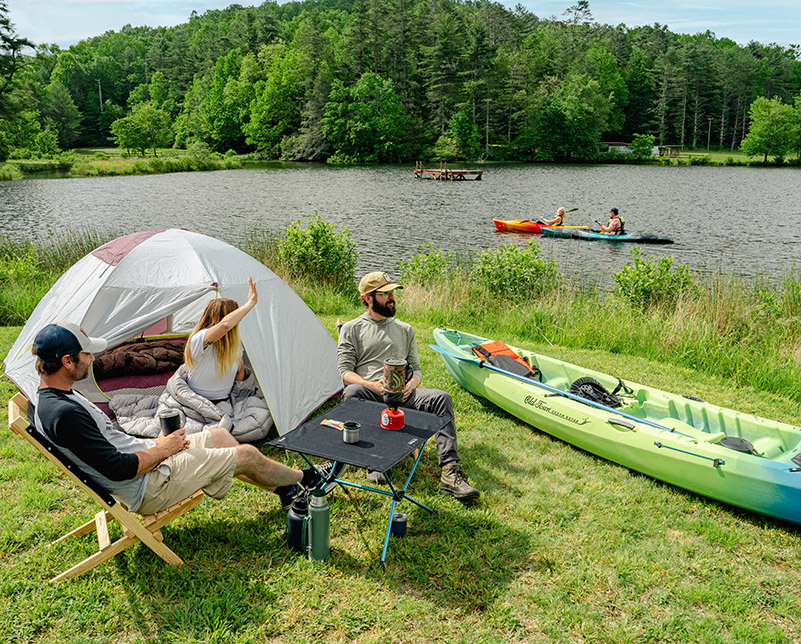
296;438;435;567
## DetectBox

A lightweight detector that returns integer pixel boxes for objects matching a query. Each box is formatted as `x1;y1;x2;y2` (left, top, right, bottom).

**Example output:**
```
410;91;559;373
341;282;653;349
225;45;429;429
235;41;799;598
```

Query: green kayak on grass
432;328;801;526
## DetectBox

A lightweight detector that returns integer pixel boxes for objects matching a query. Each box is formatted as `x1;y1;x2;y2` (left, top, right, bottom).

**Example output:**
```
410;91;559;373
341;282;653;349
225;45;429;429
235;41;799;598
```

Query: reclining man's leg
208;427;301;491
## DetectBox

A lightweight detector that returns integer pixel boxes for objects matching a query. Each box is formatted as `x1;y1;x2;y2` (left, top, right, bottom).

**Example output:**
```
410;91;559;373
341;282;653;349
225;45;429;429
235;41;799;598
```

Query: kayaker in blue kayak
596;208;625;234
536;206;566;226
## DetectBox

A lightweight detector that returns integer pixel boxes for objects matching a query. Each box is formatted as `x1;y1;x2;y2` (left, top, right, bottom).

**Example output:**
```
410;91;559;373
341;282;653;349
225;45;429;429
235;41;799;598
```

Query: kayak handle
608;417;636;431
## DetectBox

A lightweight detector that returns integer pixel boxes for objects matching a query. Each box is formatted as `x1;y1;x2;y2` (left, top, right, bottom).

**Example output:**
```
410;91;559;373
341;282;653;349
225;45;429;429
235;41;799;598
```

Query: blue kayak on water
542;227;674;244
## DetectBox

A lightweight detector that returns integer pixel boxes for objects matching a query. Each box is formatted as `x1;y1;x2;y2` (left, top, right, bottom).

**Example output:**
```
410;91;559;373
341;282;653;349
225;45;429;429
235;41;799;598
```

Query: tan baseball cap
358;271;403;296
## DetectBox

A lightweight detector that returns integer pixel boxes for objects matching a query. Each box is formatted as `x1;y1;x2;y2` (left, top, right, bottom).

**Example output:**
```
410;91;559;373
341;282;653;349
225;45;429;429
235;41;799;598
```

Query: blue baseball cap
33;323;107;362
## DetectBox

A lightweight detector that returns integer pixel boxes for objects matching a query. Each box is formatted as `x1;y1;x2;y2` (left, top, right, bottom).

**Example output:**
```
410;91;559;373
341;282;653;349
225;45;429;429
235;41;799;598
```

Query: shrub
9;147;35;159
148;157;165;173
613;247;698;309
469;239;561;300
0;163;23;181
629;133;655;157
277;213;358;292
399;244;455;287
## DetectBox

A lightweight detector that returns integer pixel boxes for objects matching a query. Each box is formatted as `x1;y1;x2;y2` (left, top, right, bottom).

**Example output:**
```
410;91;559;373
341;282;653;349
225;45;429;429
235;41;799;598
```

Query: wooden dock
414;161;482;181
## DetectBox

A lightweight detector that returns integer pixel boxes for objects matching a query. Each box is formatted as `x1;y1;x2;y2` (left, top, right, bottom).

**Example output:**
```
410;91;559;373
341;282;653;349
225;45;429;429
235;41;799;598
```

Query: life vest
472;341;542;380
607;215;625;235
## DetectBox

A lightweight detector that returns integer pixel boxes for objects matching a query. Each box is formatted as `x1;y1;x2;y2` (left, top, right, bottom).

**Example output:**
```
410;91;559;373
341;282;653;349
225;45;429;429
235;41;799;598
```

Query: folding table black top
268;399;443;472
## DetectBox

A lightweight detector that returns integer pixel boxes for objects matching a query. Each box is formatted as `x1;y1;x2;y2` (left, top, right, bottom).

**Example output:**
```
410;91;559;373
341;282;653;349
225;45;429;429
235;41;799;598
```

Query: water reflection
0;164;798;283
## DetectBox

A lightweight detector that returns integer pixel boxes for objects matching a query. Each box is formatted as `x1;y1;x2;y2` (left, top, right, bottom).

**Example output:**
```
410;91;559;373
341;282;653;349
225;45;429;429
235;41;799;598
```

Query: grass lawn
1;317;800;644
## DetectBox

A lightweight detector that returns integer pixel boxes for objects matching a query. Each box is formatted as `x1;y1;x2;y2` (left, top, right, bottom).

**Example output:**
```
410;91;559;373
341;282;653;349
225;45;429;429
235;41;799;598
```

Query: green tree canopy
740;96;799;162
0;0;33;117
322;71;409;163
110;102;171;156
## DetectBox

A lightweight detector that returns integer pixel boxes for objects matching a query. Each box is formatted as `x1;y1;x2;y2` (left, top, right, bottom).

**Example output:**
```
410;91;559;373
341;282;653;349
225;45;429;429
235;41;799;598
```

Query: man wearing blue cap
31;323;334;514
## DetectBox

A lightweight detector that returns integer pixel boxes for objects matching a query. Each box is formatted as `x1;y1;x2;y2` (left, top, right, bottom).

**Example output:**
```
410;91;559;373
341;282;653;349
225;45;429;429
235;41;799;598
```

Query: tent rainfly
3;229;342;433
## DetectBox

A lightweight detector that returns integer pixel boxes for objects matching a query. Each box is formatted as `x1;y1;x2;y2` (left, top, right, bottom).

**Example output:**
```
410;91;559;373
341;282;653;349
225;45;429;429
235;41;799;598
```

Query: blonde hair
556;207;566;216
185;298;242;377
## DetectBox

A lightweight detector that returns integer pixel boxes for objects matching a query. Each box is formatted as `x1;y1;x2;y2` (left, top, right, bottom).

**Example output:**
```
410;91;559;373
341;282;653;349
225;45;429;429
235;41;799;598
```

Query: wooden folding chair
8;393;204;582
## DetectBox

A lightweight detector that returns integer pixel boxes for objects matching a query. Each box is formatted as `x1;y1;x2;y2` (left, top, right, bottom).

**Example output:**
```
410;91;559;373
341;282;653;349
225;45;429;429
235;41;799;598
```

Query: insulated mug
342;421;360;444
390;512;407;538
158;409;182;434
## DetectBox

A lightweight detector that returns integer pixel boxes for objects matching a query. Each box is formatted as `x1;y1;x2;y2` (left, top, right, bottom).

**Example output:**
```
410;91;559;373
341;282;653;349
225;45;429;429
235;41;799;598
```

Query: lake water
1;163;799;284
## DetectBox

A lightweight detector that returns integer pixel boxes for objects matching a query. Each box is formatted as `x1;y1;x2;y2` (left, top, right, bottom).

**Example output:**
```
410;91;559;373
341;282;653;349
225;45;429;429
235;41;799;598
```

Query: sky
5;0;800;50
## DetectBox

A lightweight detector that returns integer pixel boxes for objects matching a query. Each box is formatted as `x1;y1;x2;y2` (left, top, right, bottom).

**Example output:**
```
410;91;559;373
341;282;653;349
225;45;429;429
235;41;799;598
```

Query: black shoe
305;460;348;492
275;484;300;510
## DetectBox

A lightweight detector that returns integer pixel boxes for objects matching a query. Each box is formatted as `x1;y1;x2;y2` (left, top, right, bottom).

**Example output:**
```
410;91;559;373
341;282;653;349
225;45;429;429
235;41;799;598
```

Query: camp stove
380;358;408;430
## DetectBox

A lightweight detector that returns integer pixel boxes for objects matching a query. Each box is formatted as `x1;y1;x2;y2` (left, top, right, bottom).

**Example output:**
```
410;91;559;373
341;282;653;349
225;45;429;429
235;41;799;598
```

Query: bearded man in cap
30;322;337;515
337;272;480;501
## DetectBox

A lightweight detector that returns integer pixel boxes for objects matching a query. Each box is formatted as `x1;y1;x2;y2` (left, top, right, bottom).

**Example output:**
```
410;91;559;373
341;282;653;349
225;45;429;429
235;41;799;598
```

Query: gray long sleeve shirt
337;313;422;383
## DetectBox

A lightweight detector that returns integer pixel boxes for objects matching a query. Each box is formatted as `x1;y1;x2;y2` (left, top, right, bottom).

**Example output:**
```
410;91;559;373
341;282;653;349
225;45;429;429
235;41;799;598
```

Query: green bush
148;157;165;173
469;239;561;300
613;247;698;309
0;163;23;181
399;243;455;287
277;213;358;292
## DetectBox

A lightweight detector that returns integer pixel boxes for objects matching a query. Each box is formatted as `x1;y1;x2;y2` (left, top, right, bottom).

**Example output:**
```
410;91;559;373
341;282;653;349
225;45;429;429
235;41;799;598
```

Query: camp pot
342;421;360;444
158;409;182;434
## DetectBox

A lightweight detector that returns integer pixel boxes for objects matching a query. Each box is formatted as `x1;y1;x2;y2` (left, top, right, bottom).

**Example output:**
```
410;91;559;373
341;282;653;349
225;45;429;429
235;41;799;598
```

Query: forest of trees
1;0;801;163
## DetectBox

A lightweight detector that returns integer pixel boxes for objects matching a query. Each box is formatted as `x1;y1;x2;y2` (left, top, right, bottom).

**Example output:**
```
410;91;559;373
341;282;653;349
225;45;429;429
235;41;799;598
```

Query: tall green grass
0;231;115;324
3;227;801;402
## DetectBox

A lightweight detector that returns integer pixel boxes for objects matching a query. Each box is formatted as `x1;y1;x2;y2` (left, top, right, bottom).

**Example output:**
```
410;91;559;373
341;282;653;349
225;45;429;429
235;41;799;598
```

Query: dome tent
3;229;342;434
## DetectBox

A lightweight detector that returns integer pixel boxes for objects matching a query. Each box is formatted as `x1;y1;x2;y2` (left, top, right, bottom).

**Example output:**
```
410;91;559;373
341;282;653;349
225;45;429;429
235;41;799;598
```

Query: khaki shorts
137;430;239;515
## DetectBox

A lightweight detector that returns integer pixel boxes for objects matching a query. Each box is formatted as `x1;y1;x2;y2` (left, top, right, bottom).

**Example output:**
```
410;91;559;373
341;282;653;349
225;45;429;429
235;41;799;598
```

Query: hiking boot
366;469;387;485
305;460;348;493
439;462;480;501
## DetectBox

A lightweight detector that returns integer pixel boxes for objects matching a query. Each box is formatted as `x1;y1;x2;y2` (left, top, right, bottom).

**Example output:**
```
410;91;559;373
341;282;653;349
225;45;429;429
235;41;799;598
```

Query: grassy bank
1;147;243;180
2;317;801;643
2;147;797;182
1;228;801;642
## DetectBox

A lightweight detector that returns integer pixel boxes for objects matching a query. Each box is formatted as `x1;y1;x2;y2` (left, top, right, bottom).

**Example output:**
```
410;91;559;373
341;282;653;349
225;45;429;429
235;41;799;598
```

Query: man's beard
372;297;396;318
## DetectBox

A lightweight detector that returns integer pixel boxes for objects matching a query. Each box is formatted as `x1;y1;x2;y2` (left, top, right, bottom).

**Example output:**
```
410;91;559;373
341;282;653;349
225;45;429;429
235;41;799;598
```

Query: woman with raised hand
185;276;258;402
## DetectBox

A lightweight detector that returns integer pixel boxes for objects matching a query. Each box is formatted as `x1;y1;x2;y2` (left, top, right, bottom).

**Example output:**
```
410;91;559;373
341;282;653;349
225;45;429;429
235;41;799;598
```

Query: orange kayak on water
493;219;591;234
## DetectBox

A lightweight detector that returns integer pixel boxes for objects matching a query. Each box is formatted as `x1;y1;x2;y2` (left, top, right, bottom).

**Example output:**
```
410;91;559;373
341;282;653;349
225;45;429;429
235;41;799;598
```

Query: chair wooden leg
95;511;111;551
111;506;184;566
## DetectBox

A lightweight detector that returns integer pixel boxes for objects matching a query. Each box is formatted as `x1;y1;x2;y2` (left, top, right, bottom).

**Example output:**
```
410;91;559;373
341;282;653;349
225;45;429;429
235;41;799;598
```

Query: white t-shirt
186;328;242;400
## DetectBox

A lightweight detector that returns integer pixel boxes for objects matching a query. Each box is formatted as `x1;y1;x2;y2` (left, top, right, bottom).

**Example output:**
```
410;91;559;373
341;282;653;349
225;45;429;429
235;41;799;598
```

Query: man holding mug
30;322;337;516
337;272;480;501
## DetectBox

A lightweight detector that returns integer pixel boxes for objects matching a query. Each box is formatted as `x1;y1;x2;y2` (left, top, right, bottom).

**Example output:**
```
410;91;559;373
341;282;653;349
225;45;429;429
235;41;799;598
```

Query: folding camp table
269;398;443;567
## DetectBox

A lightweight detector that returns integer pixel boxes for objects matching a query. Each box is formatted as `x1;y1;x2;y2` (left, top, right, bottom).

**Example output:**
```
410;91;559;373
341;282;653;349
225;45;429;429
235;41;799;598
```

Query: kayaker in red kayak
535;207;566;226
596;207;625;234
